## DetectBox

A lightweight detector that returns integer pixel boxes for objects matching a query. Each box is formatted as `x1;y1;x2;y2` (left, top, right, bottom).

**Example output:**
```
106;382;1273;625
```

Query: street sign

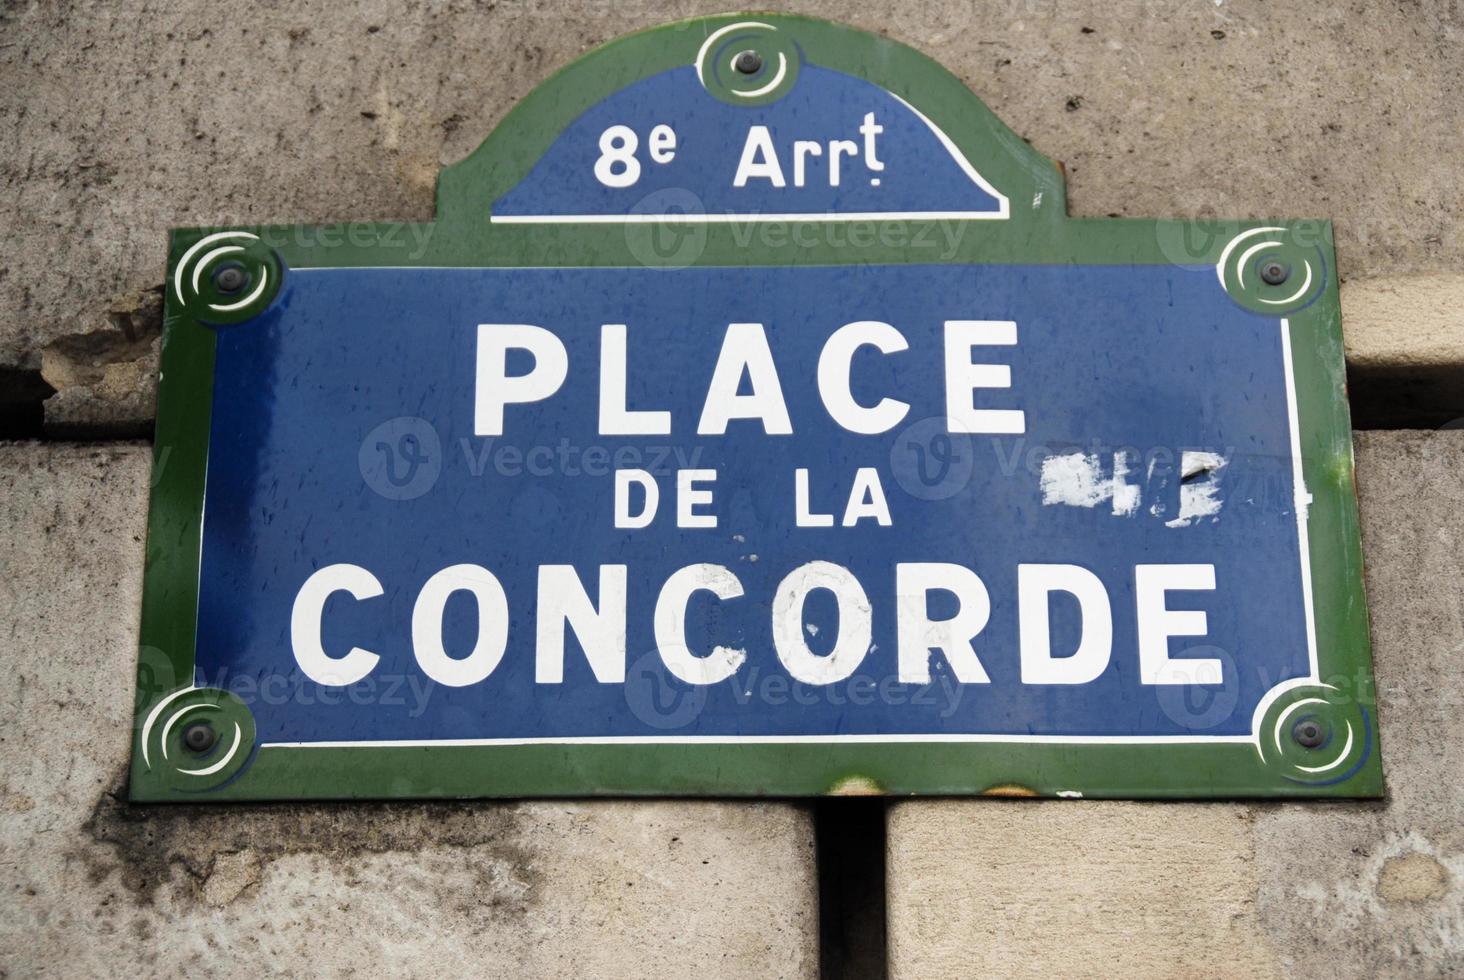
131;14;1382;801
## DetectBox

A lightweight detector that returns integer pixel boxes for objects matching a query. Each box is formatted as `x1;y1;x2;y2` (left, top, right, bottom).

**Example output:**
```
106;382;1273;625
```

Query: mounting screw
182;721;218;754
214;265;247;294
734;50;763;75
1260;260;1289;286
1292;718;1325;749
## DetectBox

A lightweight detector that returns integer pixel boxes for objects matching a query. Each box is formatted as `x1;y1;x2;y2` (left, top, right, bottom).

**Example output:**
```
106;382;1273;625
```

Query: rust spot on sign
980;784;1040;798
826;775;884;796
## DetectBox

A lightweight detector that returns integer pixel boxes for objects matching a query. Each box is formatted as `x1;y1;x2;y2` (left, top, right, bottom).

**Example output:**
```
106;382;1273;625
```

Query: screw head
1292;718;1325;749
734;50;763;75
182;720;218;754
213;265;248;294
1260;260;1289;286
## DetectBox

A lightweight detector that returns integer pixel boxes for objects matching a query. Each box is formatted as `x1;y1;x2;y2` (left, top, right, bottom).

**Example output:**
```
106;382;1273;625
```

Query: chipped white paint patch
1180;451;1226;482
1040;450;1139;516
1056;790;1084;799
1040;452;1109;507
1165;451;1228;528
1111;452;1140;516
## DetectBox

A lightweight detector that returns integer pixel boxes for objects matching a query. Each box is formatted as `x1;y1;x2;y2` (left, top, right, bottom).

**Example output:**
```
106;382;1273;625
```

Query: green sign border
131;13;1381;801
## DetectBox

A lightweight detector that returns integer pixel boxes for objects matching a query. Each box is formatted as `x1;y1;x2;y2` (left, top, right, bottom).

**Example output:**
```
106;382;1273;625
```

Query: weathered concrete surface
1251;430;1464;980
887;430;1464;980
889;802;1283;978
2;1;1462;429
1344;278;1464;372
34;287;161;438
0;443;818;979
1341;276;1464;427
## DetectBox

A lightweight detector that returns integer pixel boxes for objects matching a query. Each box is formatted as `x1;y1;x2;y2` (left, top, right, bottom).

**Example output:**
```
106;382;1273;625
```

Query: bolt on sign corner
132;14;1382;801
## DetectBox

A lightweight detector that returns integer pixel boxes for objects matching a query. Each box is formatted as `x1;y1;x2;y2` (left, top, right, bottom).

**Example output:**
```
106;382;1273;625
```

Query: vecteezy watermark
1153;659;1385;733
1154;646;1240;730
889;416;977;500
623;187;971;270
134;645;181;712
459;437;704;479
725;215;967;257
175;221;436;261
193;667;437;719
625;188;710;269
727;666;966;715
1154;212;1333;268
623;654;968;733
624;650;711;730
888;426;1292;523
359;416;443;500
359;416;708;499
163;221;436;261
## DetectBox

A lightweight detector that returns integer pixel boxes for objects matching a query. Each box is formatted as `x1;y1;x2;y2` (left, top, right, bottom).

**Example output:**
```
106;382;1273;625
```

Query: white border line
1281;316;1319;677
1242;317;1324;752
491;210;1008;224
888;92;1009;219
256;282;1318;752
268;733;1256;749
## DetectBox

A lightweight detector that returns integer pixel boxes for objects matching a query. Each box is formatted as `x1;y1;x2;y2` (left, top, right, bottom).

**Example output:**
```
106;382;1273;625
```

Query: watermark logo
1154;646;1241;730
626;188;708;270
889;416;976;500
624;650;709;729
359;416;442;500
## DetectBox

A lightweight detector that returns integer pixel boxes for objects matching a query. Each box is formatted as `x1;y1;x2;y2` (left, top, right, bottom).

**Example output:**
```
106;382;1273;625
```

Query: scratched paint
1166;451;1229;528
1039;450;1140;516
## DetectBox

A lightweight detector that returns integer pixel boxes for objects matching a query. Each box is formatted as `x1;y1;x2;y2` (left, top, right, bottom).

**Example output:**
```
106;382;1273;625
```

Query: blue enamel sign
206;263;1309;741
133;15;1380;800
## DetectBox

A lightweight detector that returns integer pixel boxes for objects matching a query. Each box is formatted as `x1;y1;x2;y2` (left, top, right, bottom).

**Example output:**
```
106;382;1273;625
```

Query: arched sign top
489;63;1010;223
437;14;1064;228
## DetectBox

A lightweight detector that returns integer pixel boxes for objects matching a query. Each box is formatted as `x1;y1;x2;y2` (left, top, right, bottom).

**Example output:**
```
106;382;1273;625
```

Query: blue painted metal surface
196;264;1309;745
